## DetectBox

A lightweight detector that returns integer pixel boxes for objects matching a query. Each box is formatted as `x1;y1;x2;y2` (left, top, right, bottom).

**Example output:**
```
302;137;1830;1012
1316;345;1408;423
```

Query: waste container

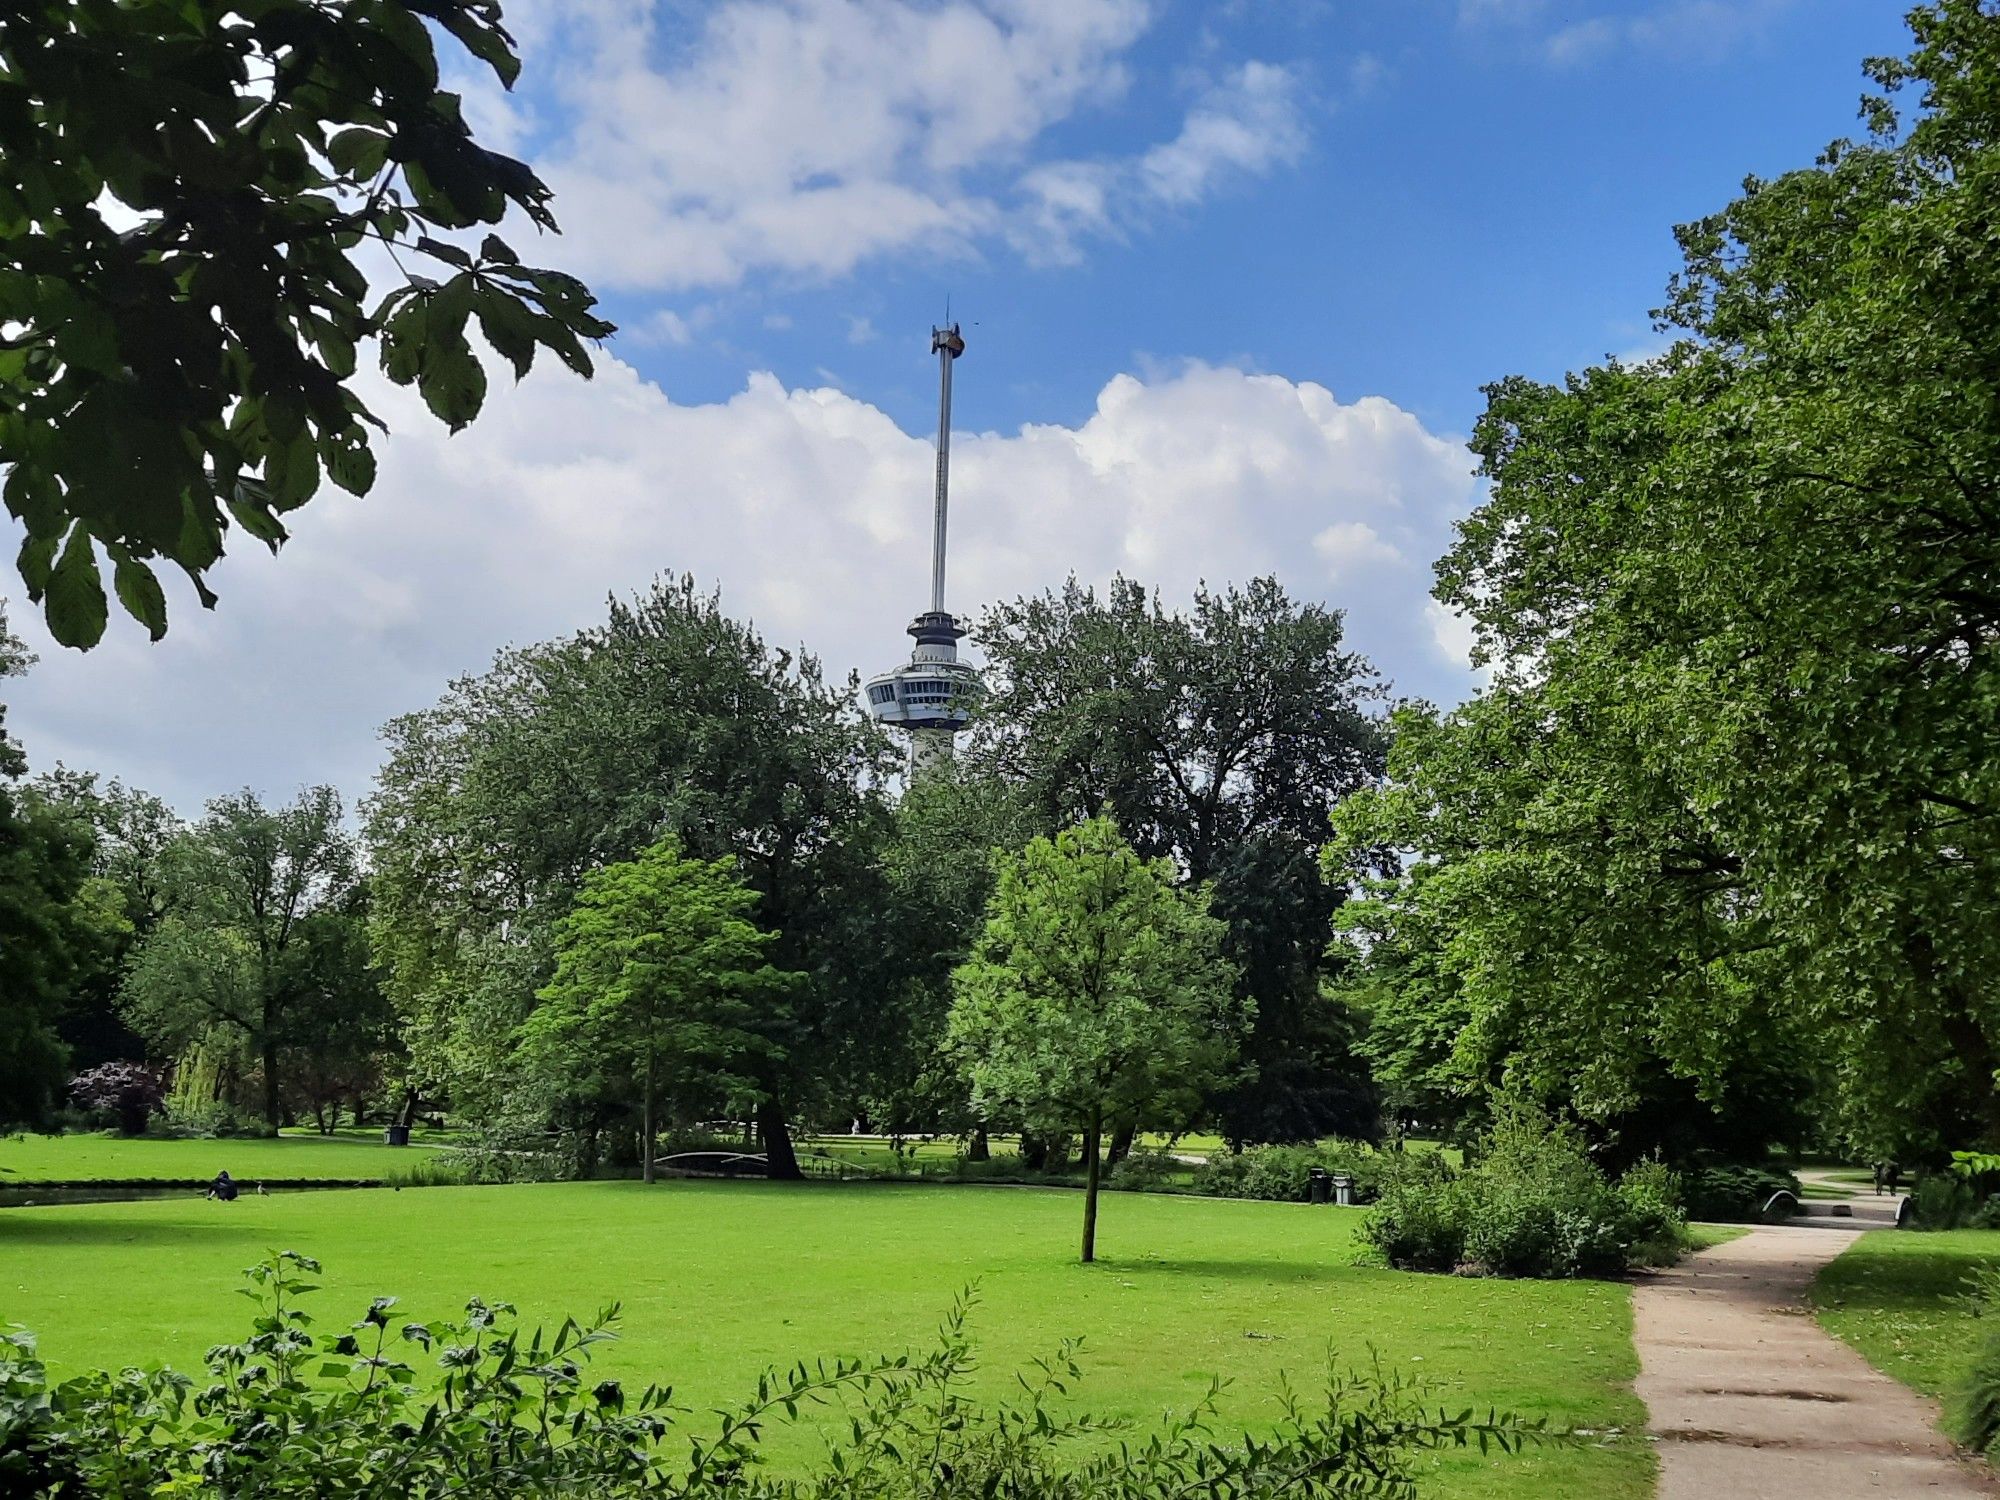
1330;1172;1355;1207
1308;1167;1331;1204
384;1124;410;1146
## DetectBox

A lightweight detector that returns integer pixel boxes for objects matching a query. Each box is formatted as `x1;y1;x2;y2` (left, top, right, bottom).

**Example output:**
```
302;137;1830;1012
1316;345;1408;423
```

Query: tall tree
0;600;94;1127
1;0;613;646
1335;3;2000;1160
1208;830;1376;1146
948;817;1243;1263
26;770;182;1069
520;839;795;1183
366;577;897;1172
975;576;1385;881
972;576;1387;1145
121;785;360;1128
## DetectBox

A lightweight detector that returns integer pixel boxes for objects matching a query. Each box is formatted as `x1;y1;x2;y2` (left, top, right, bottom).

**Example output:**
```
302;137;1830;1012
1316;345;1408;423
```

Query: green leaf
417;235;473;270
45;528;108;648
474;288;539;380
324;432;378;497
326;127;391;179
112;552;169;640
418;340;487;431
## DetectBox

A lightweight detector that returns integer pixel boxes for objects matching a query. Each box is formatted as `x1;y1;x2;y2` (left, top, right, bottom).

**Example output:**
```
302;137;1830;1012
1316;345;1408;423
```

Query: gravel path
1635;1218;1998;1496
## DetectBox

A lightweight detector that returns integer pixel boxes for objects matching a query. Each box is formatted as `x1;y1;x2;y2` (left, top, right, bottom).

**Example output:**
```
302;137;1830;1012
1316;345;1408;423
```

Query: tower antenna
929;322;963;614
861;323;981;778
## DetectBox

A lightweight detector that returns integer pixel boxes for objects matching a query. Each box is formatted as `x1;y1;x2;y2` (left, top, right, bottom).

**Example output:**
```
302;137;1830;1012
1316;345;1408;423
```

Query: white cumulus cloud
471;0;1310;290
5;356;1480;812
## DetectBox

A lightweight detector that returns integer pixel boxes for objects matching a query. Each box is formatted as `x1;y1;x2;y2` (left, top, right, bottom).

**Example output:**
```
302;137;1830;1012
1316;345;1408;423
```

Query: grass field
1686;1223;1750;1251
0;1130;454;1184
0;1180;1651;1498
1813;1229;2000;1397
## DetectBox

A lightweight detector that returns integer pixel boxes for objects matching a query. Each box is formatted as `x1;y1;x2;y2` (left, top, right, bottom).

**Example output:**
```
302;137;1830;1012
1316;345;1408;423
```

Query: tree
280;885;398;1131
0;599;96;1127
27;770;182;1069
67;1059;164;1136
971;576;1387;1147
120;785;360;1128
520;839;795;1183
948;817;1243;1263
1;0;613;647
1328;5;2000;1160
975;576;1385;881
366;577;896;1172
862;764;1039;1148
1208;830;1377;1146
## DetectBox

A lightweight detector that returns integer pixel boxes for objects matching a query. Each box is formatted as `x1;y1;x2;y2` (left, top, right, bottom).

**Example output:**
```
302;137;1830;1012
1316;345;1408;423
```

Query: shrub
1107;1143;1179;1190
1949;1264;2000;1458
1190;1142;1388;1204
1680;1163;1801;1222
1362;1102;1688;1278
66;1062;163;1136
0;1253;1560;1496
1362;1160;1467;1273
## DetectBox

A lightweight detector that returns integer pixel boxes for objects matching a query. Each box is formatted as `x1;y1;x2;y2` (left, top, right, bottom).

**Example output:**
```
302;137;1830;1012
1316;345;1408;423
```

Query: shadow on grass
1097;1256;1362;1287
1818;1241;2000;1314
0;1215;269;1248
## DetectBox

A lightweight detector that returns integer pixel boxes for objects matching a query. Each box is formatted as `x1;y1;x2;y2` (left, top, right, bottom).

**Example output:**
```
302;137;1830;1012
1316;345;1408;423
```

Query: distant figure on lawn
1886;1161;1903;1195
1873;1161;1886;1194
206;1170;238;1202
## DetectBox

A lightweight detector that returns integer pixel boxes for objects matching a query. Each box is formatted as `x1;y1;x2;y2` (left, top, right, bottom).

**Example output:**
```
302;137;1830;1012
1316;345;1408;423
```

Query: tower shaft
929;326;961;615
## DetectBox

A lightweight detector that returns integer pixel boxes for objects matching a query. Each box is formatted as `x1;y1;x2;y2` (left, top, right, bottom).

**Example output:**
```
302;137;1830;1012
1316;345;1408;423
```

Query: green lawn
1686;1223;1750;1251
0;1130;453;1184
0;1181;1651;1499
1813;1229;2000;1398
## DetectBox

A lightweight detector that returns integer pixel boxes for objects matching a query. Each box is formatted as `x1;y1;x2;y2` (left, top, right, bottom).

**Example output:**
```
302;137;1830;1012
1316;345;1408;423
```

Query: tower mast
861;324;981;777
930;325;961;614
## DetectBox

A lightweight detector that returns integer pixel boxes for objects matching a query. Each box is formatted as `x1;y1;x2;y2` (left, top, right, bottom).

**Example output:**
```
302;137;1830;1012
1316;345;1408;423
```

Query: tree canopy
365;576;897;1171
1330;0;2000;1161
949;816;1242;1261
520;838;796;1183
1;0;612;647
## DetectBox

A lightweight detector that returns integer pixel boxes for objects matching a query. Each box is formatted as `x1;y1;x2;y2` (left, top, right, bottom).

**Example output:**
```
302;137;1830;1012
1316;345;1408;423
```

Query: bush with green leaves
1679;1163;1802;1222
1949;1263;2000;1459
1106;1144;1180;1191
1190;1142;1390;1204
0;1252;1560;1497
1361;1103;1688;1278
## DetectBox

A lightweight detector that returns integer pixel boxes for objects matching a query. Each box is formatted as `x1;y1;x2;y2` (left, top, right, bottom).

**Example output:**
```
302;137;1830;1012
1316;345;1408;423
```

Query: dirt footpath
1635;1223;1999;1496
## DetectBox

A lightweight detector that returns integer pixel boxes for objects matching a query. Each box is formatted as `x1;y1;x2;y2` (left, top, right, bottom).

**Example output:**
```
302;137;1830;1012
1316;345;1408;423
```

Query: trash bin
1330;1172;1355;1207
384;1124;410;1146
1308;1167;1331;1204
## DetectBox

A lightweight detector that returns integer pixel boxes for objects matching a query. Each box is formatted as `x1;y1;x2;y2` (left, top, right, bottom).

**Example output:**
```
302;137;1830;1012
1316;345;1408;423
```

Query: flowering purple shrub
68;1061;164;1135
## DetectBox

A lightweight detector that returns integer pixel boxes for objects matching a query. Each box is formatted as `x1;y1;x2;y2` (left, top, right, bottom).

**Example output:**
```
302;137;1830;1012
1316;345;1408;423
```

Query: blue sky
6;0;1919;812
577;0;1906;436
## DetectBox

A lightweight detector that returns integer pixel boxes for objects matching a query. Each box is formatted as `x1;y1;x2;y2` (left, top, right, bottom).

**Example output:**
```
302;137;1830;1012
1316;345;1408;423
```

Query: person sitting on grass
206;1169;238;1202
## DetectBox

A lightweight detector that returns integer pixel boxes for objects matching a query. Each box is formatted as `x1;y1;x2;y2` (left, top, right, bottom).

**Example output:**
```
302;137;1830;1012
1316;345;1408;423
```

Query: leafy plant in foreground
0;1252;1560;1496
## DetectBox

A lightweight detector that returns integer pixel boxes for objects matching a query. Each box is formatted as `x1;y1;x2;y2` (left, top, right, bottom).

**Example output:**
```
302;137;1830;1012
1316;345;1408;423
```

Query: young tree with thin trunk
948;816;1243;1263
520;839;794;1184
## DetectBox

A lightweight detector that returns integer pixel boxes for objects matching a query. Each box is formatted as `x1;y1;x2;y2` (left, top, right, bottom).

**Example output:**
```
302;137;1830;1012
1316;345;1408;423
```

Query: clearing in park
0;1176;1650;1500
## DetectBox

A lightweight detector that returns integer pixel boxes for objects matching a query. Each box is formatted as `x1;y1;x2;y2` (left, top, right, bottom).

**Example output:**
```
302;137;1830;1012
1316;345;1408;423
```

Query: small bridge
655;1151;883;1181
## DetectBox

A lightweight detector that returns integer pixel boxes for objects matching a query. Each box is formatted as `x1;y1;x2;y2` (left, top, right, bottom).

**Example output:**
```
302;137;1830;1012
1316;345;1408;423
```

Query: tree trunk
397;1087;420;1131
1081;1109;1103;1264
967;1125;990;1162
1106;1121;1135;1169
758;1095;803;1181
260;1038;282;1132
642;1049;657;1185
